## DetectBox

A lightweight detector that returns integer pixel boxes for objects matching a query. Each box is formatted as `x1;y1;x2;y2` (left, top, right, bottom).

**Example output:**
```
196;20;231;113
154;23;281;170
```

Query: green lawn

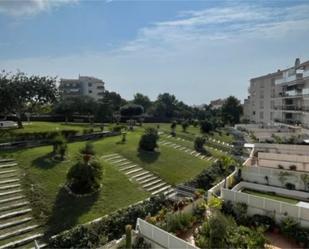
242;189;299;204
0;127;214;235
144;123;235;144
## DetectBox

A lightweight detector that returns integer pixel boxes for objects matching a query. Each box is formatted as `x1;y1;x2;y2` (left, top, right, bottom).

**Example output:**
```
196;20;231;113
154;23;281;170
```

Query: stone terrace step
104;156;123;161
0;196;25;205
0;179;20;185
142;179;162;188
0;163;17;169
119;165;138;172
133;173;154;182
117;161;131;167
151;185;171;195
0;209;32;220
100;153;119;159
0;201;30;212
125;168;143;175
0;217;32;230
130;171;150;180
146;182;167;192
0;184;21;191
110;159;127;164
0;170;17;176
0;189;22;197
137;176;158;184
0;225;39;241
0;233;43;249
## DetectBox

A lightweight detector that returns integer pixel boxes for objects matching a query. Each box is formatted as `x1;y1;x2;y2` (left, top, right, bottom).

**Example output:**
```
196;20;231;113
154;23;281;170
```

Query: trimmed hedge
49;195;170;248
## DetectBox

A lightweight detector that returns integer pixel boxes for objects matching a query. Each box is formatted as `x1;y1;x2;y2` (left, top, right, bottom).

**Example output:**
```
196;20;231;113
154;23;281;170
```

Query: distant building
209;98;225;110
243;58;309;127
59;75;105;101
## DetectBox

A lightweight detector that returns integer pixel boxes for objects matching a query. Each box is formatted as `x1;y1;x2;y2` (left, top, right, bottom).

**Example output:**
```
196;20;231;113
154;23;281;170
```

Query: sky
0;0;309;105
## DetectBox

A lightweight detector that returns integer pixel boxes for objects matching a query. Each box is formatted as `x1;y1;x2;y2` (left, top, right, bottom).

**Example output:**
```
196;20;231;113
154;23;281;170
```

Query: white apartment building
244;58;309;128
59;76;105;101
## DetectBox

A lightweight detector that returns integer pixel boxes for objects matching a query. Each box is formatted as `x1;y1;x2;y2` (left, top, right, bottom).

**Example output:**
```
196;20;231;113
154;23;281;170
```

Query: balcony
275;73;304;85
273;105;303;113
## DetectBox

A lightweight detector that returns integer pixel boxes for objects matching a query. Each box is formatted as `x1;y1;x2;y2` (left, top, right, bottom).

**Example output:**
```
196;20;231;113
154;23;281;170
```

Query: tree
194;136;206;153
0;71;58;128
221;96;243;125
67;143;102;194
54;96;97;123
150;93;178;118
139;127;159;151
181;120;189;132
200;120;213;133
120;104;144;117
133;93;152;112
97;91;126;121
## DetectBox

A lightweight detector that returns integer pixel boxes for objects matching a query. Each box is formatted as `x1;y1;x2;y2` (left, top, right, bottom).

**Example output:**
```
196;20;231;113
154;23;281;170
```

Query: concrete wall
232;182;309;200
136;218;197;249
222;189;309;227
241;166;308;191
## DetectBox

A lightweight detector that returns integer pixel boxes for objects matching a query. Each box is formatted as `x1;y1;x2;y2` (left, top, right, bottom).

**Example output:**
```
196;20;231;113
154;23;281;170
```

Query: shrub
80;142;95;156
132;236;151;249
112;124;127;132
52;134;68;160
66;159;102;194
139;128;159;152
200;120;213;133
49;195;168;248
194;136;209;155
181;120;189;132
165;212;195;233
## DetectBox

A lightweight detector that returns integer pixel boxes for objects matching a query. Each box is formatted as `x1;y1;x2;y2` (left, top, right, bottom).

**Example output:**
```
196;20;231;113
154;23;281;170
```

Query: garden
0;123;220;238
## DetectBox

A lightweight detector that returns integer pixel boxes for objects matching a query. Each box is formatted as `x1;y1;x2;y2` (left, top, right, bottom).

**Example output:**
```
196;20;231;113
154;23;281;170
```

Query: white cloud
0;0;78;16
120;4;309;52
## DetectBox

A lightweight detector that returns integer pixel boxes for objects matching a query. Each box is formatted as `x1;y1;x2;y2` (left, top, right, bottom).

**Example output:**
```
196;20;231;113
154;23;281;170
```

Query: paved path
0;159;46;249
101;154;175;197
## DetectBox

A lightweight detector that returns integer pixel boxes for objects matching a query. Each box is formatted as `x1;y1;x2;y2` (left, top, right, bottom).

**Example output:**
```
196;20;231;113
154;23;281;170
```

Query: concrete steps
0;189;22;197
0;170;17;176
0;196;25;205
0;201;29;212
0;233;43;249
0;225;39;241
0;184;21;191
0;209;32;221
0;217;32;230
0;163;17;169
0;179;20;185
103;153;174;197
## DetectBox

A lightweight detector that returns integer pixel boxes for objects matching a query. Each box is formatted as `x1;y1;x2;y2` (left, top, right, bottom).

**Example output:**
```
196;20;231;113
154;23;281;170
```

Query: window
88;83;92;87
260;100;264;109
260;112;264;119
89;90;92;93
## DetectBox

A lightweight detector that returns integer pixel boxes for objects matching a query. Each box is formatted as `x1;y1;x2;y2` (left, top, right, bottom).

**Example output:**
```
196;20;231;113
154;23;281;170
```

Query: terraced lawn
0;128;214;235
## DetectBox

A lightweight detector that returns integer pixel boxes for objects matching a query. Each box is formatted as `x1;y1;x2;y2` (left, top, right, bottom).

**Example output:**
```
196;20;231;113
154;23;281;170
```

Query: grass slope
243;189;299;204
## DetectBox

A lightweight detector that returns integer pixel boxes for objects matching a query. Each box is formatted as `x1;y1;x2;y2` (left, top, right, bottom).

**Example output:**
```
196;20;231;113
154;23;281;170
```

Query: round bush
67;159;102;194
139;128;159;151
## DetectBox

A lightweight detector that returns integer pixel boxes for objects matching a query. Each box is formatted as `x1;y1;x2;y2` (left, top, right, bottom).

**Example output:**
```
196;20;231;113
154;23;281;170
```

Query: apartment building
244;58;309;127
59;75;105;101
209;98;225;110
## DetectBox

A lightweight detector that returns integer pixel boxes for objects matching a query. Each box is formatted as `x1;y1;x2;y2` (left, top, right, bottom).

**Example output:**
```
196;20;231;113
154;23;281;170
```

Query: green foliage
0;71;58;128
194;136;208;154
132;93;152;112
49;195;167;248
181;120;189;132
208;196;223;210
120;104;144;117
186;159;234;190
139;127;159;151
132;236;151;249
67;159;102;194
80;142;96;156
52;134;68;160
112;124;127;132
165;212;195;233
200;120;213;133
221;96;243;125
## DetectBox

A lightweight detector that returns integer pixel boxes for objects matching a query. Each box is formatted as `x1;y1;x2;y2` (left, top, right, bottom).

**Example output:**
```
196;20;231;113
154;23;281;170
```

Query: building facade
59;76;105;101
244;59;309;127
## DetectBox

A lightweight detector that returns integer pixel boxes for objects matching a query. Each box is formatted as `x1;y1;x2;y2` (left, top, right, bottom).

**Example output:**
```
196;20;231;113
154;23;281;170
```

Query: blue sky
1;0;309;104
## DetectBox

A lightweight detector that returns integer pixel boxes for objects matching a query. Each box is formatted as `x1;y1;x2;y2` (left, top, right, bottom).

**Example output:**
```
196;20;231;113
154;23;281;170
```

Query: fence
207;169;238;201
136;218;198;249
222;189;309;227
